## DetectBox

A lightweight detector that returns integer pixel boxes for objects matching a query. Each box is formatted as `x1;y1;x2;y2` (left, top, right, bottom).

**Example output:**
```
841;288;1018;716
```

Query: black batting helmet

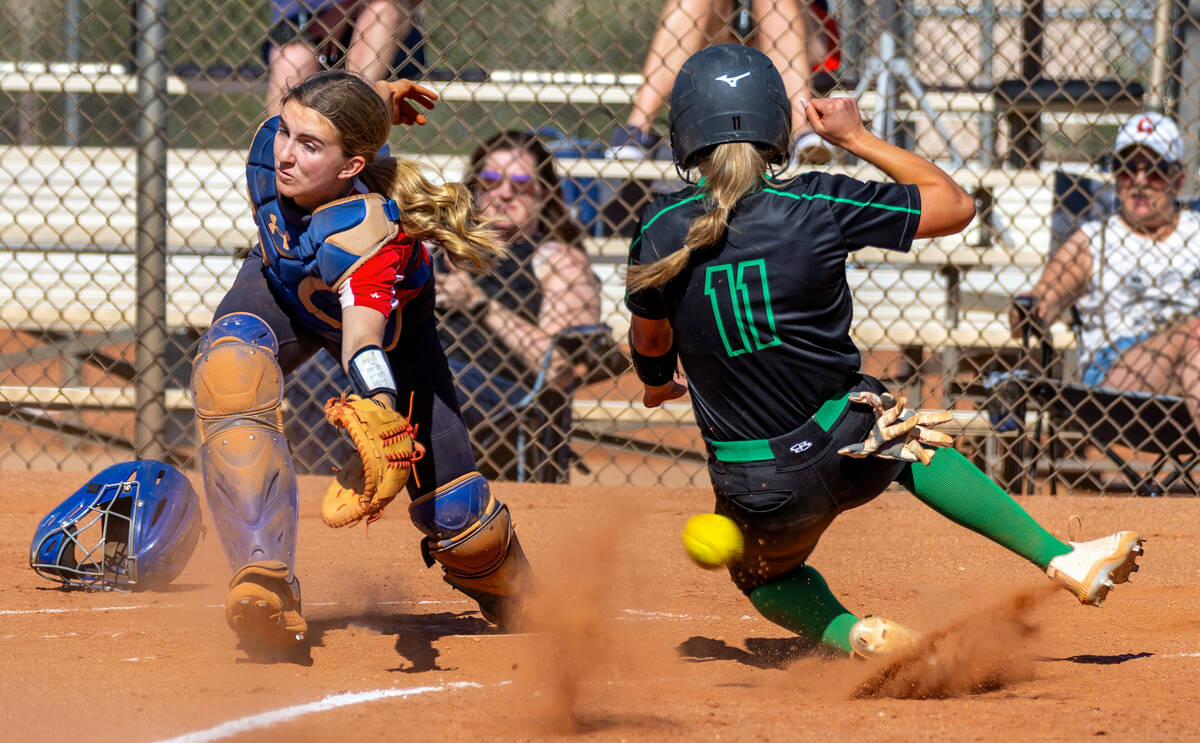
668;44;792;169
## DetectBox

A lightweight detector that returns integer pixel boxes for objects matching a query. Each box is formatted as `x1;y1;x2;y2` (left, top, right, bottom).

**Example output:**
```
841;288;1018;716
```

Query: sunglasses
1113;155;1177;184
477;169;538;194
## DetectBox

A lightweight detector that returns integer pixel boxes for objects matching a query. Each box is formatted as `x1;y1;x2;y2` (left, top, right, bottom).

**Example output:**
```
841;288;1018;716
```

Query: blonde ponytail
626;141;766;293
361;157;508;272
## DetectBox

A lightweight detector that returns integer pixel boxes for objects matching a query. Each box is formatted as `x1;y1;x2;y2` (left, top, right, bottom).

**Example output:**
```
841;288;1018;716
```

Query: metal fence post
65;0;82;147
1179;2;1200;171
134;0;169;461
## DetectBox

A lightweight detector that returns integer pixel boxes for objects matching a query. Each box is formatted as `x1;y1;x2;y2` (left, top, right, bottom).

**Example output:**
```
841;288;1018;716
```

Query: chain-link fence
2;0;1199;494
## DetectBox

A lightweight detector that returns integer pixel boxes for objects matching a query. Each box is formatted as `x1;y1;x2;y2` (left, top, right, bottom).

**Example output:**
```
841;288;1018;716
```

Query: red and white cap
1115;112;1183;163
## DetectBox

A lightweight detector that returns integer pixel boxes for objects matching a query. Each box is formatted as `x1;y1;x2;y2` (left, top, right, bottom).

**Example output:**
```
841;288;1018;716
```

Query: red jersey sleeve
337;234;419;315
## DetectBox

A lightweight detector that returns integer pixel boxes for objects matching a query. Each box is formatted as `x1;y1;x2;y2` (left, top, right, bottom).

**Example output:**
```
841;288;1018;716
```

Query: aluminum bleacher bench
0;61;188;95
170;66;1136;131
0;143;1074;467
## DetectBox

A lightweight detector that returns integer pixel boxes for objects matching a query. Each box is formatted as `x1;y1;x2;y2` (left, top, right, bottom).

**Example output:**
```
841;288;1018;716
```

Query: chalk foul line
151;681;507;743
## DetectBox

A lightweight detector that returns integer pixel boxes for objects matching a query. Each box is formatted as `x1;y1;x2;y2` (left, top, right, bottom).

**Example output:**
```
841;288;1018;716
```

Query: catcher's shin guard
191;313;299;573
409;473;532;629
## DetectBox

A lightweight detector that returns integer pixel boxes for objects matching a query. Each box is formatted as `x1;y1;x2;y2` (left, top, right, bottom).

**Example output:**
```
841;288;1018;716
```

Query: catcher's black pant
214;249;477;496
707;373;907;594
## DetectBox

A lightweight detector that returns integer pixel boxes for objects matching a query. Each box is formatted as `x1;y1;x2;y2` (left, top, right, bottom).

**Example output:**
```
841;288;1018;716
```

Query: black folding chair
513;324;630;483
1010;297;1200;496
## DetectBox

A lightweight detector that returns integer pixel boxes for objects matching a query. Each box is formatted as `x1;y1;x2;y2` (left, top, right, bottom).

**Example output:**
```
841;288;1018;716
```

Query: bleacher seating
0;136;1079;466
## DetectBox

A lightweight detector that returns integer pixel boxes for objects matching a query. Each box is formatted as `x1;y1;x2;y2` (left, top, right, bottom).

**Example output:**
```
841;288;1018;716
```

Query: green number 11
703;259;781;357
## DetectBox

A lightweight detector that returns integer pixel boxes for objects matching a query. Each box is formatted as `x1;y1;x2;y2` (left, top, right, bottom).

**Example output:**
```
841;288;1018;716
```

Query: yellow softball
681;513;744;569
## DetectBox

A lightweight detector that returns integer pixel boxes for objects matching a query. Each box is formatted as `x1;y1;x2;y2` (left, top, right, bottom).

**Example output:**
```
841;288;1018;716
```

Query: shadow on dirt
34;582;211;593
310;610;494;672
230;610;493;669
234;642;315;667
676;635;821;669
1050;652;1154;665
569;712;676;736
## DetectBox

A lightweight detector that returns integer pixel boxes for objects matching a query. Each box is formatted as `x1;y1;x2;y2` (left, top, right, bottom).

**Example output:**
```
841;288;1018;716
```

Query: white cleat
1046;531;1144;606
848;616;918;659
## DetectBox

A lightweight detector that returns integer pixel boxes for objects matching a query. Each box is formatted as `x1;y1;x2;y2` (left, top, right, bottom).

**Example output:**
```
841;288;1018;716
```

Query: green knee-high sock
749;565;859;655
897;448;1070;569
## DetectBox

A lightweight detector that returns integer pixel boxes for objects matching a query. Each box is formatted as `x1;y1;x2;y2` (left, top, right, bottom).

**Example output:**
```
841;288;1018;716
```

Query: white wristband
347;346;398;399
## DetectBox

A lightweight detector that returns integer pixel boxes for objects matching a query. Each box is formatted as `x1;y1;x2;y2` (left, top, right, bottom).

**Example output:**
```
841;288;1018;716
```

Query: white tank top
1075;210;1200;370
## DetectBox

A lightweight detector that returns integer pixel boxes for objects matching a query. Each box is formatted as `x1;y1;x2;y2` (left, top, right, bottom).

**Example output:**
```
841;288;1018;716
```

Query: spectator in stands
267;1;425;115
435;130;603;481
1012;112;1200;424
608;0;839;164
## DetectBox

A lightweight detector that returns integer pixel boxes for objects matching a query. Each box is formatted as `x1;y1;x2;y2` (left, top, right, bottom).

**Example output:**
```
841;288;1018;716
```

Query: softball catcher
192;71;531;649
625;44;1144;659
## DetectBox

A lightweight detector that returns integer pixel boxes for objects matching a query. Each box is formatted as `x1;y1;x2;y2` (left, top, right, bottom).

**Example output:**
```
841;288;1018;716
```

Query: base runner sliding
624;44;1144;658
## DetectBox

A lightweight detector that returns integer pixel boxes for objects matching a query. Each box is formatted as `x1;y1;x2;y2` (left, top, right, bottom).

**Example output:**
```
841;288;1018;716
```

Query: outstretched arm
801;97;975;238
373;79;438;126
342;305;396;409
1010;227;1093;332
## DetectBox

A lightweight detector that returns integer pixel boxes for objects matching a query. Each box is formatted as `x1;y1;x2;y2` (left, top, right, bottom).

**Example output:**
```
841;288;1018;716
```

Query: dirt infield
2;470;1197;741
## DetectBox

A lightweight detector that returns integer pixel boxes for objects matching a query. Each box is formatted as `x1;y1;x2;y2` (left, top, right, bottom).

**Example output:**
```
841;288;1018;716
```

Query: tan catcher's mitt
321;395;424;528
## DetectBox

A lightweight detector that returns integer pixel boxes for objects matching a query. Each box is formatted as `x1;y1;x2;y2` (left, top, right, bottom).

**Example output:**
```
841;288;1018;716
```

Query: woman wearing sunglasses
1014;112;1200;428
436;130;602;481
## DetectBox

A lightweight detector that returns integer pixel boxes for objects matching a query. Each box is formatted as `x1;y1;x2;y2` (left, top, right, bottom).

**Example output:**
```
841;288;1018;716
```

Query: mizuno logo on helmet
715;72;751;87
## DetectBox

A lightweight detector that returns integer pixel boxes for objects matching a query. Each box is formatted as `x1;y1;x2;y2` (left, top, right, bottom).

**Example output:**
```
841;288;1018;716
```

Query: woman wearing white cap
1014;112;1200;426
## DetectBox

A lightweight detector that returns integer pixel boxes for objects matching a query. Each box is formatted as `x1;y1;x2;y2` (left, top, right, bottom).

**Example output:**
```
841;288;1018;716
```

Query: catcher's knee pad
408;473;532;627
191;313;298;573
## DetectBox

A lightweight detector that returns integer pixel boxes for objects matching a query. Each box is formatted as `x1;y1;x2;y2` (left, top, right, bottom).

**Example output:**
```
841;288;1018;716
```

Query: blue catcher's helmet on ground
30;460;202;591
668;43;792;169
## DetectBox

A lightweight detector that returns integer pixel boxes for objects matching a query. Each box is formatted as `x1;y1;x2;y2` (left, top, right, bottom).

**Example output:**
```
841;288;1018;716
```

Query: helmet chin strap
674;160;697;186
672;146;787;186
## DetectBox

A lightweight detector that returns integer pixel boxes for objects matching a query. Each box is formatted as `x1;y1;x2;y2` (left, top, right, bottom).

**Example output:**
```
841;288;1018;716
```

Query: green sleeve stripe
761;187;921;215
639;193;705;233
626;192;705;268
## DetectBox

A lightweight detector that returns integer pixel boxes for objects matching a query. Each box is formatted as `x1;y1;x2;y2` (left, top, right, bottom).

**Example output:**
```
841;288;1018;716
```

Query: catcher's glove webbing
837;391;954;465
321;394;424;528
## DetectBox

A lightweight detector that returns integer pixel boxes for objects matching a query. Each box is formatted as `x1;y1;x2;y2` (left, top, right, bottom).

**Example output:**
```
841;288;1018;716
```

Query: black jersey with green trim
625;172;920;441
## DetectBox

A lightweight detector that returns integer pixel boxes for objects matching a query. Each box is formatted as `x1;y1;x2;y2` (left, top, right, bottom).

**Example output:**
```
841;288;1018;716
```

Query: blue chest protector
245;117;427;346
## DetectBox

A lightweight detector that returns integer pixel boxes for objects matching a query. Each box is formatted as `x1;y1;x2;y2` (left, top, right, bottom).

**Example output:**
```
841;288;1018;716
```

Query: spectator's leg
346;0;415;83
1103;318;1200;426
267;42;320;116
1173;318;1200;426
749;0;810;135
627;0;731;136
750;0;831;163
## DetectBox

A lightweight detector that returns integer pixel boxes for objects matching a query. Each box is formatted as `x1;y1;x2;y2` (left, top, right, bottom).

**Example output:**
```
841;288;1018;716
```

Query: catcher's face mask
30;460;202;591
